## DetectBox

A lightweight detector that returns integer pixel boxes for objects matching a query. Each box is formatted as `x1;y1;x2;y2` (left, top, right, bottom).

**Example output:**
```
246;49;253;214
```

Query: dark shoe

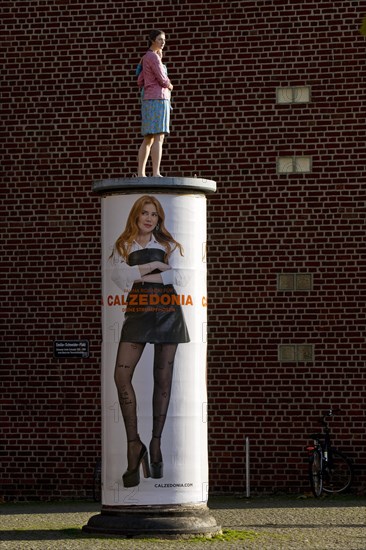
122;439;150;488
150;461;163;479
150;435;163;479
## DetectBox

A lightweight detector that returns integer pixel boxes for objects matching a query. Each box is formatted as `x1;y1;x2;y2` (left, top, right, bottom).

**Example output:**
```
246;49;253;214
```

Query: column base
83;503;221;539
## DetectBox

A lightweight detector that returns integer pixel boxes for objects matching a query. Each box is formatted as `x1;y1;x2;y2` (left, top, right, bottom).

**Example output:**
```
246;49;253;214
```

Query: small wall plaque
53;340;89;359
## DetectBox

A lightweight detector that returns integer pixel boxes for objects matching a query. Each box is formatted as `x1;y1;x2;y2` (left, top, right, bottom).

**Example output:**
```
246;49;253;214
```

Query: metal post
246;436;250;498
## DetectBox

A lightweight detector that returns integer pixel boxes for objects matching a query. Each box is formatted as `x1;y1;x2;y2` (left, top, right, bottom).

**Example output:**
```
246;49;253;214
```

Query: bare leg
114;341;146;471
137;135;154;177
150;343;178;468
150;133;165;176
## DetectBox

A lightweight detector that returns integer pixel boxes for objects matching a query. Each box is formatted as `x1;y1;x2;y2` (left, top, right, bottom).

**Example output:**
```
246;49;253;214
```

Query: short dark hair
148;29;165;46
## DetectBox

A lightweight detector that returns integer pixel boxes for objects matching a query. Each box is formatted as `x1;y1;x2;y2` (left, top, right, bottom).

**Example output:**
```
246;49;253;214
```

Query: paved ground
0;494;365;549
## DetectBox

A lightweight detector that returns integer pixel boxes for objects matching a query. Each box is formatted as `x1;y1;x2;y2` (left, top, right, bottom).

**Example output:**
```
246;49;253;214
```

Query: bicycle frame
313;419;333;463
306;411;332;462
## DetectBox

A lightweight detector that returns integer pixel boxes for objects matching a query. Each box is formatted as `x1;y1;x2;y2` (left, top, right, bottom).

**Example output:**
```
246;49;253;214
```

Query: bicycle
306;408;353;497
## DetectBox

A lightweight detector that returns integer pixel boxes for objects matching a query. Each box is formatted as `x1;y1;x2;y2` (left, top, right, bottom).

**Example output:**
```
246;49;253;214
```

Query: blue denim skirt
141;99;170;136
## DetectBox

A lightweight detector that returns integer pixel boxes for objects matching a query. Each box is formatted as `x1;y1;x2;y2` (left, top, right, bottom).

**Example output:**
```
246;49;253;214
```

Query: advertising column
84;177;220;537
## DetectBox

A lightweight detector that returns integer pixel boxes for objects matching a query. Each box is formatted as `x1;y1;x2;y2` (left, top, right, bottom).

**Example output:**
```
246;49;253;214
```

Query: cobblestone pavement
0;494;365;549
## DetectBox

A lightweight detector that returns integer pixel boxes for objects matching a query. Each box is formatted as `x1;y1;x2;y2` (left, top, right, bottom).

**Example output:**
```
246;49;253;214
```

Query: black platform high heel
150;435;163;479
122;437;151;488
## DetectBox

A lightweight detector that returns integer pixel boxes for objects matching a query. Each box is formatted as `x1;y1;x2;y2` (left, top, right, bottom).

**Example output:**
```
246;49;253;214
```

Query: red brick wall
2;1;366;499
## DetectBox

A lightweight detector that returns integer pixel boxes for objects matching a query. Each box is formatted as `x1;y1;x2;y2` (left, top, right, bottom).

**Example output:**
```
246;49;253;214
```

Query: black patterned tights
114;342;177;468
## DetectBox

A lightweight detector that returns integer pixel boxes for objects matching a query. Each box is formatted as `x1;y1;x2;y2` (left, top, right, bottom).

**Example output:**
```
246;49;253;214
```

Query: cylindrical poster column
84;177;220;537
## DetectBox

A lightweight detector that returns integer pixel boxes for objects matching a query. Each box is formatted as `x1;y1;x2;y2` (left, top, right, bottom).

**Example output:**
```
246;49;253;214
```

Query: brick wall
2;0;366;499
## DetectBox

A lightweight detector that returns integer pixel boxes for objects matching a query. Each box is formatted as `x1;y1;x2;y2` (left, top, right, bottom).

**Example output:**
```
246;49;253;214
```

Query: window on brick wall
277;156;312;174
277;273;313;291
278;344;314;363
276;86;311;104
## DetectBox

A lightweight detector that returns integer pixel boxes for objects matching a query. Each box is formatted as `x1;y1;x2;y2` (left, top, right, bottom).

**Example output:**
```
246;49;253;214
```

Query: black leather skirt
120;248;190;344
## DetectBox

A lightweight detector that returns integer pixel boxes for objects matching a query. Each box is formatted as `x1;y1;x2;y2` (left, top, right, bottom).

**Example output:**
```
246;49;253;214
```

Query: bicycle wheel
308;450;323;497
322;449;353;494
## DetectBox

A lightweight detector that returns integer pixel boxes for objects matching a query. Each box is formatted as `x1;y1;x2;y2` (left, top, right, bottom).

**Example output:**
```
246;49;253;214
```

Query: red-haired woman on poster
110;195;189;487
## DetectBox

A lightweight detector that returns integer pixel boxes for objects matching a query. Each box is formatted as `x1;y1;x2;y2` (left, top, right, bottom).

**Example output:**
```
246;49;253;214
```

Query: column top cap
93;177;216;195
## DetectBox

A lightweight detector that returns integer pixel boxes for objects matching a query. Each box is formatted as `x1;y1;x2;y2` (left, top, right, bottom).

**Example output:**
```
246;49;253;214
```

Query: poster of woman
101;193;209;506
